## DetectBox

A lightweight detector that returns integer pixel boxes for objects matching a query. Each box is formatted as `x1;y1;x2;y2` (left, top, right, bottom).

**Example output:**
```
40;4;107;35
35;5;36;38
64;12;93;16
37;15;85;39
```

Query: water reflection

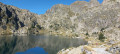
0;35;87;54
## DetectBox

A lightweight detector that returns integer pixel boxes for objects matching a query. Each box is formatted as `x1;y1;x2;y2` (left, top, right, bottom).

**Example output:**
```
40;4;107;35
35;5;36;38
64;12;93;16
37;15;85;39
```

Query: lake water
0;35;87;54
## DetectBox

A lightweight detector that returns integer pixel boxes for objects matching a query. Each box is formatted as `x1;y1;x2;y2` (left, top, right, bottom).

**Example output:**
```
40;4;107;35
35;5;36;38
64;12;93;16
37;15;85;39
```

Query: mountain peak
71;0;100;7
0;2;4;5
90;0;98;2
71;1;88;5
90;0;99;3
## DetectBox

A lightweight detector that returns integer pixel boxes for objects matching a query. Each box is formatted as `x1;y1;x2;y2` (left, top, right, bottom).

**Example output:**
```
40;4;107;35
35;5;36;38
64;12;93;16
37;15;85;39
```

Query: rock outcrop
37;0;120;39
0;2;41;35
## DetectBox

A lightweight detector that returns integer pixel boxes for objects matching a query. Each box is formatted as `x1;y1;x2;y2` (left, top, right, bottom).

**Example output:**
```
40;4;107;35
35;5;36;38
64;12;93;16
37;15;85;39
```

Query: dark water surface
0;35;87;54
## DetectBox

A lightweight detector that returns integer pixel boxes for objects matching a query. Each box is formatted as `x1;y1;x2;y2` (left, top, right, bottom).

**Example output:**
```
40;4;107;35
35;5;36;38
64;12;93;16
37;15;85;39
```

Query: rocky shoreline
57;36;120;54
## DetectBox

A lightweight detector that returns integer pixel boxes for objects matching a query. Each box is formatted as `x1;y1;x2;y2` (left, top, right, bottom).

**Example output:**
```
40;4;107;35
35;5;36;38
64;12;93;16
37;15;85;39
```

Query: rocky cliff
37;0;120;39
0;2;42;35
0;0;120;40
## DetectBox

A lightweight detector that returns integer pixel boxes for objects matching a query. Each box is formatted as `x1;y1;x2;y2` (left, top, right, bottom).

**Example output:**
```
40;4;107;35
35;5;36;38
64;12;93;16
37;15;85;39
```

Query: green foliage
86;32;89;36
98;33;105;42
49;25;53;28
86;37;88;39
36;24;42;29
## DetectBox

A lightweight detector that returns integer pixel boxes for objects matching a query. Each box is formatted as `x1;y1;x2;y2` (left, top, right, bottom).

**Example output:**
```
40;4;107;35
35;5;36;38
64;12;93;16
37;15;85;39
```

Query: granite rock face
37;0;120;39
0;0;120;39
0;2;41;34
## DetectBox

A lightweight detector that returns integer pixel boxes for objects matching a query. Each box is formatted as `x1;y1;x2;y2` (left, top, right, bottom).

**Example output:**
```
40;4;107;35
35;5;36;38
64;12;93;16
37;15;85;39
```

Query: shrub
98;33;105;42
49;25;53;28
86;32;89;36
36;25;42;29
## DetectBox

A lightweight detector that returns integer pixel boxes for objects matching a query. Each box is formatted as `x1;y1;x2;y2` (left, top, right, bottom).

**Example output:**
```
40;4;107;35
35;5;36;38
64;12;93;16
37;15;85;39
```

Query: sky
0;0;103;14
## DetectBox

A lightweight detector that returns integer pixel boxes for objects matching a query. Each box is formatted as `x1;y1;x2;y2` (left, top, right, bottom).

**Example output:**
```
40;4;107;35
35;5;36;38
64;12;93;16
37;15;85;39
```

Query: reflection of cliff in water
0;35;87;54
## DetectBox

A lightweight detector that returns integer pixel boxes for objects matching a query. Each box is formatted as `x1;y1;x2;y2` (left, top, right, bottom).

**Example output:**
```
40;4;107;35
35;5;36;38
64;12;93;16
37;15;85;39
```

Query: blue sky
0;0;103;14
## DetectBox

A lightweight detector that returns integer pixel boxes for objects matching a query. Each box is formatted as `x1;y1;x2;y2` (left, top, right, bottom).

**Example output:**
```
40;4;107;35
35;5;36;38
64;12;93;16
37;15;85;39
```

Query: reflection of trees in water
0;35;87;54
